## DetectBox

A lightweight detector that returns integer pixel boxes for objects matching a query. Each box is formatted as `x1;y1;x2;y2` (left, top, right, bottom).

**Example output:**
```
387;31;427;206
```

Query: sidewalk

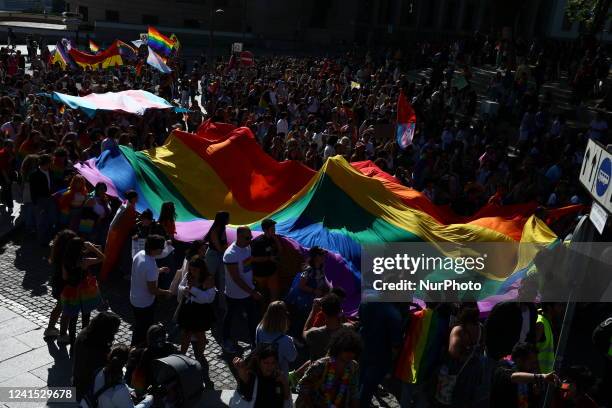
0;302;75;407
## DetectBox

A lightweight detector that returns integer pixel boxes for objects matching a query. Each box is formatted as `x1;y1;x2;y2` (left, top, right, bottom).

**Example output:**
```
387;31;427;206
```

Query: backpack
81;369;121;408
592;317;612;355
256;331;285;360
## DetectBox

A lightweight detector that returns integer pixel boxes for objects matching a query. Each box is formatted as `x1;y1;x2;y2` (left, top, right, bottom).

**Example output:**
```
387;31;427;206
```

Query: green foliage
565;0;611;33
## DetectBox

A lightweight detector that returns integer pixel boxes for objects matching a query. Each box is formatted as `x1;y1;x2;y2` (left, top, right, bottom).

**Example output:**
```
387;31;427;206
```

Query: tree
566;0;612;35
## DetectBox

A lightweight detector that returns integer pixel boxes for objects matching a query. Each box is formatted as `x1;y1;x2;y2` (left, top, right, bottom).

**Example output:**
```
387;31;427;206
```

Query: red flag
239;51;254;66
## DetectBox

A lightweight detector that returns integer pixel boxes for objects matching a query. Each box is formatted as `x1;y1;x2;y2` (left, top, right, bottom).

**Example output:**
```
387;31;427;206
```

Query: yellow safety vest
537;314;555;373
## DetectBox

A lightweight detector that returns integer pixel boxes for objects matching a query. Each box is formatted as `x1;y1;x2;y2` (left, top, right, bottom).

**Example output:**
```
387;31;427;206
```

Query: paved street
0;227;401;407
0;229;237;407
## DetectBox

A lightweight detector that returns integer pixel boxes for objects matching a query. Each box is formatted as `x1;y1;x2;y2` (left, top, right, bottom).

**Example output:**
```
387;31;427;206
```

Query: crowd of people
0;30;610;408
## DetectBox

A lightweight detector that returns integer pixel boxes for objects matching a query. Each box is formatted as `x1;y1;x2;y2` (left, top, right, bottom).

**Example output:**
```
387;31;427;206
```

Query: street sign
580;138;612;214
589;202;608;234
232;42;243;53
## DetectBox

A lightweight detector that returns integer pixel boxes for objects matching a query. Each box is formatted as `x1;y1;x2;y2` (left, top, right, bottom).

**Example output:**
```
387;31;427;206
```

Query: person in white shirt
276;112;289;137
323;136;338;161
129;235;171;347
222;226;268;353
85;344;153;408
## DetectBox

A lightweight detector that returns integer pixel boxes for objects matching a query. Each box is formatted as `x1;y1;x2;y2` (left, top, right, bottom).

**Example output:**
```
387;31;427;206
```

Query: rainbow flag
74;121;579;314
394;308;449;383
89;39;100;53
148;26;175;56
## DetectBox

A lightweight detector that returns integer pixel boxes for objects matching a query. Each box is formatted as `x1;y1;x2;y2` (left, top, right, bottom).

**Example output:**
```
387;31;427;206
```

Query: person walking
29;153;54;245
58;237;104;347
221;226;264;354
129;235;172;347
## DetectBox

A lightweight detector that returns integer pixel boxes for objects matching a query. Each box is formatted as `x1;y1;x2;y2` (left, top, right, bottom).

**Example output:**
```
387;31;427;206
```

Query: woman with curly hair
296;327;361;408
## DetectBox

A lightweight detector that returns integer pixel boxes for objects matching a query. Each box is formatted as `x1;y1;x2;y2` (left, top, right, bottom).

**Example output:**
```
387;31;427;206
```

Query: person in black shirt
29;153;54;245
251;218;282;303
491;342;559;408
233;344;289;408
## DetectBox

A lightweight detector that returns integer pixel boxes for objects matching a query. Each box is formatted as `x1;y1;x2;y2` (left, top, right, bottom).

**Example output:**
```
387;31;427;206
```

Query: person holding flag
396;89;417;149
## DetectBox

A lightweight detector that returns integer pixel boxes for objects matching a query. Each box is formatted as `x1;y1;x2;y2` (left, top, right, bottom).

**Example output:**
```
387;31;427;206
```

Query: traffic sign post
580;139;612;215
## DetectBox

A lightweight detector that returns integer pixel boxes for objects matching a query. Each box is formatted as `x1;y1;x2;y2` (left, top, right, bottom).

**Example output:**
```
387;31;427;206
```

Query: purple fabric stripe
74;159;120;198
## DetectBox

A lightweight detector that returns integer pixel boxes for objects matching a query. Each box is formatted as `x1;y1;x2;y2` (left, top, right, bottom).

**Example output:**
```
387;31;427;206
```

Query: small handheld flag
169;34;181;50
89;39;100;53
148;26;175;56
146;46;172;74
396;90;416;150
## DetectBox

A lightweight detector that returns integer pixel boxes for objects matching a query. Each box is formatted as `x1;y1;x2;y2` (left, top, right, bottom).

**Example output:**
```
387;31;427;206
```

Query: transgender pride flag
396;90;416;149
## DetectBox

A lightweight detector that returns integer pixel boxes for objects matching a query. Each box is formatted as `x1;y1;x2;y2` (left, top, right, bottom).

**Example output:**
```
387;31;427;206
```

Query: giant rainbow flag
74;121;580;313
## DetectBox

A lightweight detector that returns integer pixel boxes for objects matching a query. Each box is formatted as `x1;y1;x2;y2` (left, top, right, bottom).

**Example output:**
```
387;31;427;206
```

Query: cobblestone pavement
0;232;238;390
0;230;400;407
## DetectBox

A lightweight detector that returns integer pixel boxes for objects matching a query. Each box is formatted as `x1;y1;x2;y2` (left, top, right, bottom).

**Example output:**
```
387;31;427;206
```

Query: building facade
24;0;612;48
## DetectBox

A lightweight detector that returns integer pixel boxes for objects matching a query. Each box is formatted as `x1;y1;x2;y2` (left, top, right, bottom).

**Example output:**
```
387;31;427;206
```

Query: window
561;13;573;31
142;14;159;25
184;19;200;28
105;9;119;22
78;5;88;22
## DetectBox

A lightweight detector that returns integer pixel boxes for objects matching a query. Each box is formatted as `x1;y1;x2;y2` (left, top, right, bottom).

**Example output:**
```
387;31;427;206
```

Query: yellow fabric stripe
142;134;266;225
323;156;515;243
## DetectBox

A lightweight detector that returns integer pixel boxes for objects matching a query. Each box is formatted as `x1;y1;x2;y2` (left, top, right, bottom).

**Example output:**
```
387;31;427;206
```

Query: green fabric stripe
267;172;423;244
119;146;202;221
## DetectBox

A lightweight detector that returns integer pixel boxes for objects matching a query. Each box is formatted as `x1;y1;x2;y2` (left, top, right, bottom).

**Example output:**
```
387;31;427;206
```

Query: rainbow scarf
394;308;449;383
73;122;581;315
148;26;175;56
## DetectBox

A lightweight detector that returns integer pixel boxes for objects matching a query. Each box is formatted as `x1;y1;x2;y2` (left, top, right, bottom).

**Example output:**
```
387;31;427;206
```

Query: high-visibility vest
537;314;555;373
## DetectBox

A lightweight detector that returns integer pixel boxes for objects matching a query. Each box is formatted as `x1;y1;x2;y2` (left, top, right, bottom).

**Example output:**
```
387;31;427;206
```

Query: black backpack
592;316;612;355
82;369;121;408
256;332;285;359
